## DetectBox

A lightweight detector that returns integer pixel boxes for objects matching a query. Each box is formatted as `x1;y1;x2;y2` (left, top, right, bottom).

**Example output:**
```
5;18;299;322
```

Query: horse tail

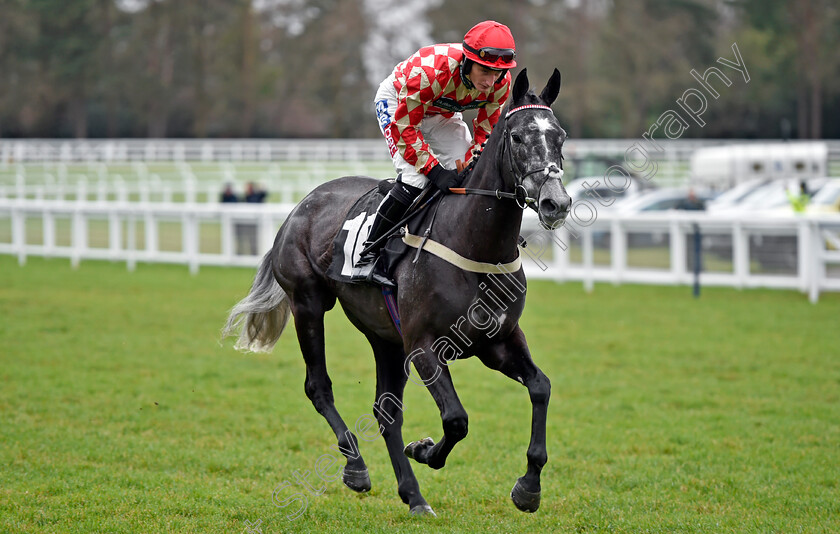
222;250;291;353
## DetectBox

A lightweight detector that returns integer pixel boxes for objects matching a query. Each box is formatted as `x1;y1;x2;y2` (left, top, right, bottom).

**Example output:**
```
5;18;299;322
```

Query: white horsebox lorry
689;141;828;191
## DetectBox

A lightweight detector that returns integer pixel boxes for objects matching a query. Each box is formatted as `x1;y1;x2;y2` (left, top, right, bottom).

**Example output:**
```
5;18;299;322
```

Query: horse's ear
539;68;561;106
512;69;529;103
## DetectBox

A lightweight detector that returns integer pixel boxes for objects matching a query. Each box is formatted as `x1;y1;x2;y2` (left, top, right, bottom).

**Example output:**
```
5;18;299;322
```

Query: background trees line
0;0;837;140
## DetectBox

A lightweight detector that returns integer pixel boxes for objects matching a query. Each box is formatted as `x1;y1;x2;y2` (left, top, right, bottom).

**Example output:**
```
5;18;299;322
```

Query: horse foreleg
511;365;550;513
479;328;550;513
402;342;469;471
367;336;435;516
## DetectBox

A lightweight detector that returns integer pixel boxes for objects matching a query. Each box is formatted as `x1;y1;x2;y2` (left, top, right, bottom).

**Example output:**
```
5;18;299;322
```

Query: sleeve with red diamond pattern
465;72;511;164
392;65;446;175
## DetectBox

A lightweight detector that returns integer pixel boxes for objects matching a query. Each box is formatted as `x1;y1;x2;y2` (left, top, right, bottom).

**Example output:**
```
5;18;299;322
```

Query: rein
448;185;534;210
448;103;562;213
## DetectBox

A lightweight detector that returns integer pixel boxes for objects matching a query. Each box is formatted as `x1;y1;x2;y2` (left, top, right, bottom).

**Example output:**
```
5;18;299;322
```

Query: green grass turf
1;256;838;533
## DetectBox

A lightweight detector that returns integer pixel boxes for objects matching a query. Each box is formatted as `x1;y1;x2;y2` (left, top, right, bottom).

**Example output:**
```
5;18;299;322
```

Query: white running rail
1;198;838;302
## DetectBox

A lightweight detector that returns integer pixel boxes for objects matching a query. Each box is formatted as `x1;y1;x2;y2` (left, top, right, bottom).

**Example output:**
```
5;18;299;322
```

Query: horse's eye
511;133;523;144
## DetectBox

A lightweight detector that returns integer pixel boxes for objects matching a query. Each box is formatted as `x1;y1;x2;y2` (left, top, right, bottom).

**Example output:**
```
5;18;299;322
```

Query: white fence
0;138;693;164
0;161;391;205
4;140;840;202
0;199;290;272
0;139;393;163
2;198;838;302
536;211;840;303
4;138;840;164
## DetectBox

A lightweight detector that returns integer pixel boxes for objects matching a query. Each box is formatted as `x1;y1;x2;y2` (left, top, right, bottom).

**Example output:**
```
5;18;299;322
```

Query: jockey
352;20;517;283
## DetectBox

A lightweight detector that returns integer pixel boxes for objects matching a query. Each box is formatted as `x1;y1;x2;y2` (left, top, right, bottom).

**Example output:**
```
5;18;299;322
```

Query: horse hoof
409;504;437;517
510;478;541;513
342;467;371;493
404;437;435;461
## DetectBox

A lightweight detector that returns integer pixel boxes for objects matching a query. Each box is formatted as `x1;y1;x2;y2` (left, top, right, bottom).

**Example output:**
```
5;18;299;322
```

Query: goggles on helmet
462;42;516;65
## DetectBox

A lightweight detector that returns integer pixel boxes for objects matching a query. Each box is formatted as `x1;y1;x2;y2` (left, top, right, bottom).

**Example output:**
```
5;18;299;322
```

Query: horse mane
459;98;517;188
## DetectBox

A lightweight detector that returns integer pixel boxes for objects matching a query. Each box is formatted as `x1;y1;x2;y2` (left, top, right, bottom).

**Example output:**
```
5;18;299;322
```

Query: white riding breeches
374;75;472;189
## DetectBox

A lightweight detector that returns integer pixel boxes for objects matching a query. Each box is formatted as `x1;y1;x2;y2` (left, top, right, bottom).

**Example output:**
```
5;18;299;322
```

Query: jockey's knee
391;180;423;205
395;170;429;190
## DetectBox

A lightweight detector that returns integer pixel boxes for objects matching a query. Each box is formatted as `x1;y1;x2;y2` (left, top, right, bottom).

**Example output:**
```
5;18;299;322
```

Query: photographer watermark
520;42;750;272
256;42;752;527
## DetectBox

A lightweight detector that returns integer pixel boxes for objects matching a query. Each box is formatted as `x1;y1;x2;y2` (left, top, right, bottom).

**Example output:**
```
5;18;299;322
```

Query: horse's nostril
540;198;559;215
541;196;571;217
559;195;571;213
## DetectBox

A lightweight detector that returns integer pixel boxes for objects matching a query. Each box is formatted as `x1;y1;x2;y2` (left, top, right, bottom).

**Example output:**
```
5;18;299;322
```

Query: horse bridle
451;104;563;212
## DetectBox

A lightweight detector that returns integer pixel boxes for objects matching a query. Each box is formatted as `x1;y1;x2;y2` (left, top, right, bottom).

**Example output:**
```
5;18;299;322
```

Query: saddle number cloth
326;187;381;283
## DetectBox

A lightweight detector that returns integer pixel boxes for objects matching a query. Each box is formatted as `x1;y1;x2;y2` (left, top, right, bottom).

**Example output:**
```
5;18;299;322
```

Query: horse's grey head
502;69;571;230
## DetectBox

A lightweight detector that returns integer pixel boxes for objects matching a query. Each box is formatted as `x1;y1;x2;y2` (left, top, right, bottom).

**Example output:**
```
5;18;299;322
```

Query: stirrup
350;254;395;287
350;263;396;287
351;248;378;279
353;248;377;269
351;259;375;280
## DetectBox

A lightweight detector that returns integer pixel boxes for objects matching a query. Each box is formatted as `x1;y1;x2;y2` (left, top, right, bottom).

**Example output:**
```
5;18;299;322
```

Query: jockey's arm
393;72;443;176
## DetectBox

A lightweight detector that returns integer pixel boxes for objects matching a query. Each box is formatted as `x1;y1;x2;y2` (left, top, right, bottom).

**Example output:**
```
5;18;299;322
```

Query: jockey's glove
427;164;460;194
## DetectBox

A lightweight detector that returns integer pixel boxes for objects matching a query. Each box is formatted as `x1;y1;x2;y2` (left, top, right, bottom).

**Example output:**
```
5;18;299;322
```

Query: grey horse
223;68;571;517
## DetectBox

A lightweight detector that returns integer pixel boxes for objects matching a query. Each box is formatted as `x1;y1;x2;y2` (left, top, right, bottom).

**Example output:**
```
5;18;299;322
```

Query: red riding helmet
462;21;517;70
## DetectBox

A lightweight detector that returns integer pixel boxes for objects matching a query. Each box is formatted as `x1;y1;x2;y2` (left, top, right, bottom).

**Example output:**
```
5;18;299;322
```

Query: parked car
728;177;834;215
705;177;837;271
705;177;775;213
613;188;715;213
562;154;628;183
807;180;840;214
564;175;653;208
593;188;713;248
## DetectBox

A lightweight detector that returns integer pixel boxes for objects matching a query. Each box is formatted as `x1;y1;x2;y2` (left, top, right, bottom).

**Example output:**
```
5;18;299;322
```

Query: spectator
677;189;705;210
220;183;239;203
244;182;267;203
236;182;266;256
786;180;810;213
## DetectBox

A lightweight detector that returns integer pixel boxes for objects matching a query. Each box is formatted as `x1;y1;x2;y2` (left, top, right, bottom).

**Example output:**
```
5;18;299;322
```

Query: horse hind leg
290;286;371;493
367;335;435;516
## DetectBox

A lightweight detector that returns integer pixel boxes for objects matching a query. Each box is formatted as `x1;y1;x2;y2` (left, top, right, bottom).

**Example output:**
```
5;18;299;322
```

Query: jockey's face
468;63;501;94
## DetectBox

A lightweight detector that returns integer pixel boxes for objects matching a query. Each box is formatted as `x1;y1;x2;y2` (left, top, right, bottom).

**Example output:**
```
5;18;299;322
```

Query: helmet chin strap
460;59;475;90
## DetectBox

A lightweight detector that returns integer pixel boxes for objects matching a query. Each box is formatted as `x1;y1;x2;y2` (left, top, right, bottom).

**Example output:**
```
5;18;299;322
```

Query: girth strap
402;227;522;274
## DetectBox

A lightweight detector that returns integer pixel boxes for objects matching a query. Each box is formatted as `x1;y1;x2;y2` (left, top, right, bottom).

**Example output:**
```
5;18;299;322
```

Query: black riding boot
352;182;421;285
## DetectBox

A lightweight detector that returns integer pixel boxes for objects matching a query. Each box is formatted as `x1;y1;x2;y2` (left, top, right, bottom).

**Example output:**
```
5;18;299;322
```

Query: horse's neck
435;142;523;263
468;139;509;193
